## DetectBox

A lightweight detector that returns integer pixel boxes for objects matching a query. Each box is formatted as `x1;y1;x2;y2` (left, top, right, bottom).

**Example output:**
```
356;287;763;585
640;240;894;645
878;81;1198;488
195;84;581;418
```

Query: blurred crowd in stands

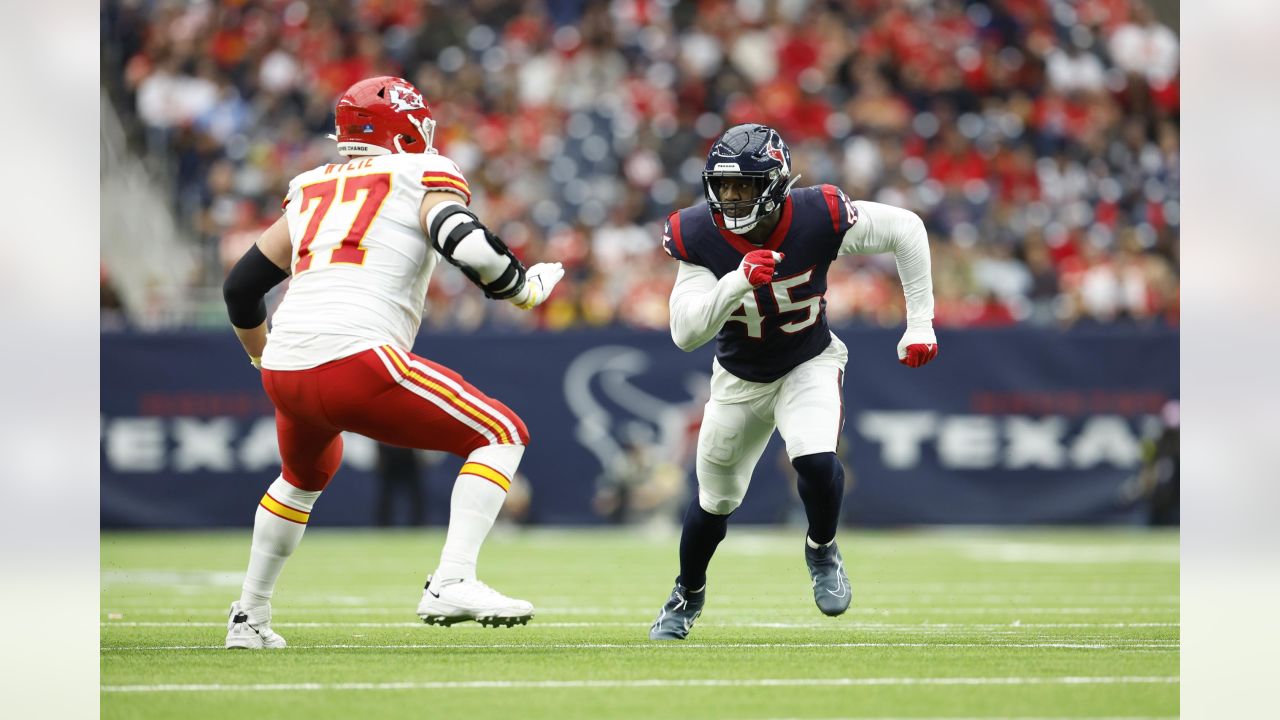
101;0;1179;331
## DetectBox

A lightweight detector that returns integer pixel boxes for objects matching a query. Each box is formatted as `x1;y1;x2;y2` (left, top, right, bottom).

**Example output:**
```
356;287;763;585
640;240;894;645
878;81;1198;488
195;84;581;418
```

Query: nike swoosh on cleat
652;608;666;630
825;563;849;598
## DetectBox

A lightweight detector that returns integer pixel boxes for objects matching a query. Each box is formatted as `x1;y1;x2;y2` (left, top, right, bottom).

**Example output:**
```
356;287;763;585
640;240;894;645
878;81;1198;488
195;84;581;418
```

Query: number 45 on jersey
727;269;821;339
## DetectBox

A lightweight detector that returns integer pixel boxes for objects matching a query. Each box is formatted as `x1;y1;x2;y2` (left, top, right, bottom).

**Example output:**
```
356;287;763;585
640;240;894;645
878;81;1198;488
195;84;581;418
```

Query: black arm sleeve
223;244;289;329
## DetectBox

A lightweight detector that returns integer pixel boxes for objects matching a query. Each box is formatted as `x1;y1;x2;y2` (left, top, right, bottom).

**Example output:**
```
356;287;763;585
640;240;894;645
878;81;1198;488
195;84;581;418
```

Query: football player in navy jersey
649;123;938;640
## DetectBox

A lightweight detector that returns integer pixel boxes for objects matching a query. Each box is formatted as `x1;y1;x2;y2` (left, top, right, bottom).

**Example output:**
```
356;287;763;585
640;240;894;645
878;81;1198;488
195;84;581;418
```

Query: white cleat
416;576;534;627
225;601;287;649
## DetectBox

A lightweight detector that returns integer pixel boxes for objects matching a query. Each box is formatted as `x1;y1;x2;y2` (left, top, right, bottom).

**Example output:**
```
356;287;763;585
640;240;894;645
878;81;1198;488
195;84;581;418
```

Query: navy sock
792;452;845;546
677;500;729;590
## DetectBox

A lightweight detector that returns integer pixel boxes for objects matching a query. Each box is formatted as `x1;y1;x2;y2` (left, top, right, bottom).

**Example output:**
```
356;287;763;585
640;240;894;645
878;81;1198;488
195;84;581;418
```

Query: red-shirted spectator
927;129;989;187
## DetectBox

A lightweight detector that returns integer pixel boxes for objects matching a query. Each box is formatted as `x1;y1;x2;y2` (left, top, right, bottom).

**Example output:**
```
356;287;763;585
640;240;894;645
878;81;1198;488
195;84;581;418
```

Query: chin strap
726;210;763;235
407;115;436;153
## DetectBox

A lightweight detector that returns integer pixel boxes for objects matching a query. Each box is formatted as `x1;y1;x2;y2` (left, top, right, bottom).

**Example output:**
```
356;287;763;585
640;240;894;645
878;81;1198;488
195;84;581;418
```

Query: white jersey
262;152;472;370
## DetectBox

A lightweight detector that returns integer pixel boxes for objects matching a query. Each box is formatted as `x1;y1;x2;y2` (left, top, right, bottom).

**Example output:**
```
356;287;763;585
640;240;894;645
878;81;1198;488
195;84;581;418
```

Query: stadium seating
100;0;1178;331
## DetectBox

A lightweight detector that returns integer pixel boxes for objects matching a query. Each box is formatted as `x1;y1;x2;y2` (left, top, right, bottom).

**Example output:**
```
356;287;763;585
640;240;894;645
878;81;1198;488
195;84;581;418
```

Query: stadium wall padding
101;326;1178;528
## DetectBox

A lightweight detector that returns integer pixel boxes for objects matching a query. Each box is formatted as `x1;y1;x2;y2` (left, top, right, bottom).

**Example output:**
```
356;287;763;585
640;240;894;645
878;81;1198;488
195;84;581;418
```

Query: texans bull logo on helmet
766;143;789;174
702;123;799;234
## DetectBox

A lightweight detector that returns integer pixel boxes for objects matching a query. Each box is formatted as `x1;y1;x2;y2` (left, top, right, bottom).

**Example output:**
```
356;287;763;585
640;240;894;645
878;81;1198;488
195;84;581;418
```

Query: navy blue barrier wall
101;326;1177;528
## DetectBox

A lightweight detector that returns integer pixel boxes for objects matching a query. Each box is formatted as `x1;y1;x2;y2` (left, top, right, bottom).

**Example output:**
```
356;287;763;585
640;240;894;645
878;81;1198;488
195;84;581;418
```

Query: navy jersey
663;185;860;383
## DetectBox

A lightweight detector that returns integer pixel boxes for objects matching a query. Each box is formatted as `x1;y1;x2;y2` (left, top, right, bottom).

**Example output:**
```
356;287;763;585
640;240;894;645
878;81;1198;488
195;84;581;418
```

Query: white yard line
100;606;1179;618
102;620;1180;630
100;675;1179;693
101;594;1181;606
953;544;1178;564
101;641;1179;652
826;595;1180;603
104;584;1178;600
101;570;244;587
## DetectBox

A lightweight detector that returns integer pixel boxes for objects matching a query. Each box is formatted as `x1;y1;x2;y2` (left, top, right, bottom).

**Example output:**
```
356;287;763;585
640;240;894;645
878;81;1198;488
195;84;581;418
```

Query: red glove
897;327;938;368
740;250;783;287
899;343;938;368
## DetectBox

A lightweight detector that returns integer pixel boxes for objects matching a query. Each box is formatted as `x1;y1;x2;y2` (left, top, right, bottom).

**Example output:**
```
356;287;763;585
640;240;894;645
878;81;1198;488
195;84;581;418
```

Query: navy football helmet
703;123;799;234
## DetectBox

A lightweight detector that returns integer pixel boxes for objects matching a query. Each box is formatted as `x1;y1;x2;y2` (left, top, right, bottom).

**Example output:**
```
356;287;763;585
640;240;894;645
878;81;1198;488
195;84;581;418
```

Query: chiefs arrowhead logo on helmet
388;84;426;112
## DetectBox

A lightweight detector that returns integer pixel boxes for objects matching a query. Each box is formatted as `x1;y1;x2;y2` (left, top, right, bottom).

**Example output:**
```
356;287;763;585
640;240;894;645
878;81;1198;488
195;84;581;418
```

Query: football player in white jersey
220;76;565;649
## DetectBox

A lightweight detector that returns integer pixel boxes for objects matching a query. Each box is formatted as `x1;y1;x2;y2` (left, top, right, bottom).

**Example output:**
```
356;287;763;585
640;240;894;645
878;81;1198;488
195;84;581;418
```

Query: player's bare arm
223;215;291;368
418;191;564;310
839;200;938;368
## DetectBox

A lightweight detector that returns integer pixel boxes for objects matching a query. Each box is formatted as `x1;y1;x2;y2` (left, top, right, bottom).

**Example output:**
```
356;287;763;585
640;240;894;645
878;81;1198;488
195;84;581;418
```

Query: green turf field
101;527;1178;719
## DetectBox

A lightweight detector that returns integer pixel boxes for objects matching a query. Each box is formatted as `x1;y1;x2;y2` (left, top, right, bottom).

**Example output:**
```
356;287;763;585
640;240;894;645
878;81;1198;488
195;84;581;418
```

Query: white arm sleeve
839;200;935;328
668;261;754;352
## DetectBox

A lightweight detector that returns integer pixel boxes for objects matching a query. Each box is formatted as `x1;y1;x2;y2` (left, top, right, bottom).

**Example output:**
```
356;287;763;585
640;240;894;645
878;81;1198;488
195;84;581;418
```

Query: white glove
514;262;565;310
896;325;938;368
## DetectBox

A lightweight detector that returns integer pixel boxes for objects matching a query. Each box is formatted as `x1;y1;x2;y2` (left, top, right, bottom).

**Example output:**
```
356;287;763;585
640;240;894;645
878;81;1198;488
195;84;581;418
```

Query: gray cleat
648;580;705;640
805;541;851;616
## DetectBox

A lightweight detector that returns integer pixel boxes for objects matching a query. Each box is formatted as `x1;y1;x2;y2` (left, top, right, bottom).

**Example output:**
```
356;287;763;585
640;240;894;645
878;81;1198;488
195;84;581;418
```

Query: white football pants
695;334;849;515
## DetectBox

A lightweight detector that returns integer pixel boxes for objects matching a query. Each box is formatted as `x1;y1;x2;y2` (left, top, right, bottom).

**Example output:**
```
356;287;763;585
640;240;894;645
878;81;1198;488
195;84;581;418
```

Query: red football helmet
332;76;437;157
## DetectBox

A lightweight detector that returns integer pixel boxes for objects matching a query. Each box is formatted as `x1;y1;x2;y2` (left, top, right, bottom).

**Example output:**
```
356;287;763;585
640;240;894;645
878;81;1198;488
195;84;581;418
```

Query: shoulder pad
661;210;690;262
416;154;472;205
280;172;309;212
818;184;859;235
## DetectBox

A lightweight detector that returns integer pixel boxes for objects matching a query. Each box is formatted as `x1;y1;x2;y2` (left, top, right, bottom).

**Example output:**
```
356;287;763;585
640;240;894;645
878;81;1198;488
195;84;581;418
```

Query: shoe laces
451;579;512;604
469;580;499;599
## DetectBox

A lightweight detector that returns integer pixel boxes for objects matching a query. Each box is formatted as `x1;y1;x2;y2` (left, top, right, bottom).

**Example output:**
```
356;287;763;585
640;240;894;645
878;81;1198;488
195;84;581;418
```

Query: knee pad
697;475;746;515
463;443;525;489
695;405;757;515
265;475;322;514
699;412;749;467
508;413;530;445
